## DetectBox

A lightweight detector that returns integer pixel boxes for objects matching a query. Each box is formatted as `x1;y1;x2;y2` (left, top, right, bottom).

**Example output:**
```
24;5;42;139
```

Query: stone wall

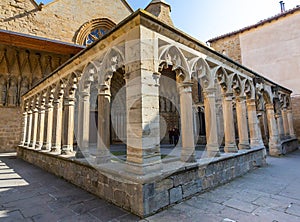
0;107;22;152
17;146;266;217
0;0;132;43
292;96;300;140
209;34;242;64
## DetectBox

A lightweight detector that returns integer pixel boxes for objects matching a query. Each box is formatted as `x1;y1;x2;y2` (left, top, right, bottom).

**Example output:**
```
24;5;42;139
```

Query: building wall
239;11;300;96
0;0;132;43
209;33;242;64
0;107;22;152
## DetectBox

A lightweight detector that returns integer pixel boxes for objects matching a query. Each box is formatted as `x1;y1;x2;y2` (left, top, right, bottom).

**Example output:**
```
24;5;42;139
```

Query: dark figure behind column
168;128;174;144
173;127;180;145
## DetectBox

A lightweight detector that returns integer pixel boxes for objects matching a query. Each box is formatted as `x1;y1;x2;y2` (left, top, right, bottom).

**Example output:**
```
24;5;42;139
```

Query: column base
61;145;73;155
238;143;250;150
24;142;30;147
35;142;43;150
224;144;238;153
181;147;196;163
269;143;282;157
29;142;36;148
205;144;221;158
50;146;61;154
41;143;51;151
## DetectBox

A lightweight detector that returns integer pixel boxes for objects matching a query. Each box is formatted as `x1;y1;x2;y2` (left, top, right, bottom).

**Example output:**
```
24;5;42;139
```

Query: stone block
169;186;183;204
155;179;173;192
182;180;202;198
173;168;198;186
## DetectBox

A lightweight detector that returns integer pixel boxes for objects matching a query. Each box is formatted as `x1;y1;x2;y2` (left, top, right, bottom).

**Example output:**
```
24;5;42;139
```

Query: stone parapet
17;146;266;217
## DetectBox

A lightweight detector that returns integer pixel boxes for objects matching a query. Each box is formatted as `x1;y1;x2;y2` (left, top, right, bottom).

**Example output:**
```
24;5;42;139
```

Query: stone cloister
17;10;298;217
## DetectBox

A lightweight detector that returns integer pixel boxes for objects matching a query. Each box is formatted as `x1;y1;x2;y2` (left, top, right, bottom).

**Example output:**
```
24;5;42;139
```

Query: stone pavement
144;148;300;222
0;153;139;222
1;149;300;222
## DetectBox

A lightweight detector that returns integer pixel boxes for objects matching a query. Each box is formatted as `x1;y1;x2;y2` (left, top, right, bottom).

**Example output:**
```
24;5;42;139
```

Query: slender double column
246;99;264;148
35;98;46;149
236;96;250;149
281;108;290;137
222;92;238;153
61;96;76;155
76;90;91;158
287;109;296;137
20;104;28;146
29;102;38;148
42;94;54;151
276;113;285;139
266;103;282;156
203;88;220;157
178;82;196;162
25;106;33;147
96;86;111;163
51;94;64;153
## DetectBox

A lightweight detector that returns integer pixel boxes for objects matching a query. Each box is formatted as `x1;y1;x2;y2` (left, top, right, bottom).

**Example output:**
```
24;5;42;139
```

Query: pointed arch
99;46;125;87
189;57;214;90
159;44;190;82
212;66;228;92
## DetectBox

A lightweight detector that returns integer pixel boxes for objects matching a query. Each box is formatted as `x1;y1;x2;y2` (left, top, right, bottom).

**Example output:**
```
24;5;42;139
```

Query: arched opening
159;66;180;146
191;76;206;146
110;70;126;145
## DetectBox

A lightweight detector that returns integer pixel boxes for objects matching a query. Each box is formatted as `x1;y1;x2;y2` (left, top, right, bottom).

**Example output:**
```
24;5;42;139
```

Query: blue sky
35;0;299;41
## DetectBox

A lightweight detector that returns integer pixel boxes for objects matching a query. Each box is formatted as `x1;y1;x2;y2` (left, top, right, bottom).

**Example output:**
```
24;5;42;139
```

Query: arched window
75;18;116;46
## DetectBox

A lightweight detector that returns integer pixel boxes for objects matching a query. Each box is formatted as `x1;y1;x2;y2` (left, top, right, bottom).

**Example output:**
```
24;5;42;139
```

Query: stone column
96;86;111;163
29;104;38;148
24;108;32;147
203;89;220;157
222;93;238;153
178;82;196;162
246;99;264;148
51;95;63;153
76;90;91;158
35;99;45;149
61;96;76;155
236;96;250;149
42;95;54;151
281;108;289;137
287;109;296;137
20;107;28;146
276;113;285;139
266;103;282;156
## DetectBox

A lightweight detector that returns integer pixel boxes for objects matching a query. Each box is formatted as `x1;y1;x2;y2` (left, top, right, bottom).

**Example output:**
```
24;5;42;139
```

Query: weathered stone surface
169;186;183;204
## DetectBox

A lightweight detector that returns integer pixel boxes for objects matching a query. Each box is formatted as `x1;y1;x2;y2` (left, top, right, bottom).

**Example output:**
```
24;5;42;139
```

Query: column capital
236;95;246;102
64;97;76;106
178;81;193;94
203;88;217;97
265;103;274;111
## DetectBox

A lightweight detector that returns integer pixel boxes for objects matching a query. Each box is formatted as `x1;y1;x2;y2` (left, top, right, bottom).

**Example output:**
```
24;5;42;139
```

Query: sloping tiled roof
208;5;300;42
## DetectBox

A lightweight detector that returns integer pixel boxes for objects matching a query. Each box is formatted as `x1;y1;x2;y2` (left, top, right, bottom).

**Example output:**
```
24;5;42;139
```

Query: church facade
1;0;299;217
